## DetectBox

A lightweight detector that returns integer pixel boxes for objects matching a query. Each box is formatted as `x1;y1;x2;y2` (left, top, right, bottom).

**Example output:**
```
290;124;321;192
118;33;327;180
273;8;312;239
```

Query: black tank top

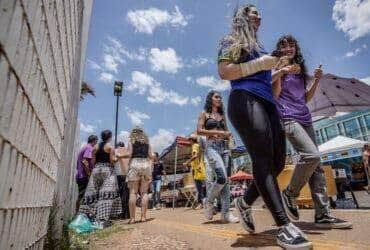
205;116;226;130
131;141;149;158
95;142;110;163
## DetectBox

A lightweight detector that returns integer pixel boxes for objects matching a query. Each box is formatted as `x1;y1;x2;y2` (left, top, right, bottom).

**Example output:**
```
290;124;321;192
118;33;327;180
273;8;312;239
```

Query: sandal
128;219;136;224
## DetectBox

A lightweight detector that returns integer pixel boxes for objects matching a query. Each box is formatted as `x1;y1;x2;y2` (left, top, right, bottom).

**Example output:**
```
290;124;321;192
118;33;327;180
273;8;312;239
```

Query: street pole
114;94;119;147
114;81;123;147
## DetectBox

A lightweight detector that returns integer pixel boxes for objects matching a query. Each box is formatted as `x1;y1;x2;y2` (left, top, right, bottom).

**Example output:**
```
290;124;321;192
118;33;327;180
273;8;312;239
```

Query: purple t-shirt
76;144;94;179
276;74;312;125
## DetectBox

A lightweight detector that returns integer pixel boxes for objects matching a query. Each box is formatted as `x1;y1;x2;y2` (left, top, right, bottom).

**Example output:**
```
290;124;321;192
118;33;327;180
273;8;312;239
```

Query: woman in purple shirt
272;35;351;229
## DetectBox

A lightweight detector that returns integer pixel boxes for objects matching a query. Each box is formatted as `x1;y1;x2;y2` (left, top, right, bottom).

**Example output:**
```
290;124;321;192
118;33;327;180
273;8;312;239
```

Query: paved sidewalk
96;207;370;250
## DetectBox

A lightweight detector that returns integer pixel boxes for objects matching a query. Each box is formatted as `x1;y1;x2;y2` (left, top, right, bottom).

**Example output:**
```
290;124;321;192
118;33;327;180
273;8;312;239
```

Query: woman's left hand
313;67;323;80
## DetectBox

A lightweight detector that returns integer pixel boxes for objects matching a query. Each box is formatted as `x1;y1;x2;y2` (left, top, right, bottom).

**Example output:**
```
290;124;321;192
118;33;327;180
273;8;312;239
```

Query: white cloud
80;122;95;133
126;108;150;126
360;76;370;85
118;130;130;145
127;71;190;106
94;37;148;83
332;0;370;41
186;76;192;82
195;76;230;91
87;59;102;70
149;129;176;153
344;47;361;57
149;48;183;74
191;57;211;67
126;6;189;34
344;44;367;58
190;96;202;106
99;72;114;83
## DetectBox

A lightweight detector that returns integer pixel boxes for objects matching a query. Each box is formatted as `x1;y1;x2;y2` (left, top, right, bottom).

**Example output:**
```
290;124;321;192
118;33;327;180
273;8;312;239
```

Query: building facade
313;110;370;145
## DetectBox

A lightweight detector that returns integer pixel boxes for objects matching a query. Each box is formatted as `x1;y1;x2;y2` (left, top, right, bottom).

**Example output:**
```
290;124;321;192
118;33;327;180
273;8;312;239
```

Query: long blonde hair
129;127;149;144
227;4;259;62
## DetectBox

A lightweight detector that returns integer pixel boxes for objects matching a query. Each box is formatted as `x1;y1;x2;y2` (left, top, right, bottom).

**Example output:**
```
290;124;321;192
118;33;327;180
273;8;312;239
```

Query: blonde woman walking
119;127;154;223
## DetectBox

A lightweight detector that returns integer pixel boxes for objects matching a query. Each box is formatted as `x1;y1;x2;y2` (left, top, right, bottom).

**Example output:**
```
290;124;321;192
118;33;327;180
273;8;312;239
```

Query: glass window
337;124;344;135
343;119;360;138
358;117;366;133
324;125;338;140
320;129;326;142
364;115;370;129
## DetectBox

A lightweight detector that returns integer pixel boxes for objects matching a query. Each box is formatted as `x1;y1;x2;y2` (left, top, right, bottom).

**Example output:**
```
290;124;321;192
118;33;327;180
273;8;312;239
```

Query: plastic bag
69;213;98;234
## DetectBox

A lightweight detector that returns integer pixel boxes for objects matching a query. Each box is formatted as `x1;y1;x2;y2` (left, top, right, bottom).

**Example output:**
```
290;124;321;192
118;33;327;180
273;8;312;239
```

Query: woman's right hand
220;131;231;139
275;56;290;70
281;64;301;74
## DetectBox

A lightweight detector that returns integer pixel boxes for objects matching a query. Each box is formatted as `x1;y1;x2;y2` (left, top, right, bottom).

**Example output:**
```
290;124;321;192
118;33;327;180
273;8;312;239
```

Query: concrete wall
0;0;92;248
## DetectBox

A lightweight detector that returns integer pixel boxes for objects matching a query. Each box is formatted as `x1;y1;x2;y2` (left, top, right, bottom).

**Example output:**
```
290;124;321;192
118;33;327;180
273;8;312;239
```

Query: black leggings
228;90;289;226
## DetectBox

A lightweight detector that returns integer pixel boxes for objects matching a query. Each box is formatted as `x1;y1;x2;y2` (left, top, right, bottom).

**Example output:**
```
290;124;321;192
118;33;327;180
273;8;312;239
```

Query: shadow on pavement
126;218;156;224
294;222;328;235
202;220;228;225
230;230;277;248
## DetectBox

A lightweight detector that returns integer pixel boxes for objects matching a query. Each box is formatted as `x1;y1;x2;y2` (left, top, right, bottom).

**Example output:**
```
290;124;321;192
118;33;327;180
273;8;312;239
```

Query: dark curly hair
203;90;224;115
272;35;309;87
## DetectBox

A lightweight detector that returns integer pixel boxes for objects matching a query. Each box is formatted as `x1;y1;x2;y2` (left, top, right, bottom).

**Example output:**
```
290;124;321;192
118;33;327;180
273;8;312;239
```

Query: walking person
197;90;239;224
272;35;352;229
121;127;154;223
115;141;130;219
75;135;98;212
363;144;370;194
218;4;312;249
152;152;166;210
183;134;206;209
79;130;122;227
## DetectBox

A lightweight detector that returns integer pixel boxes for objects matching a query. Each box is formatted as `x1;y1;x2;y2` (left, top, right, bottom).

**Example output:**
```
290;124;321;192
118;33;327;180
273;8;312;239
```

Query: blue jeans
204;139;231;216
152;179;162;206
195;180;206;203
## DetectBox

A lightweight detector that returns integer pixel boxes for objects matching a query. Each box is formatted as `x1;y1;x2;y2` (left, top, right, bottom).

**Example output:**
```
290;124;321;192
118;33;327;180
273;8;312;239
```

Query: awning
230;170;253;181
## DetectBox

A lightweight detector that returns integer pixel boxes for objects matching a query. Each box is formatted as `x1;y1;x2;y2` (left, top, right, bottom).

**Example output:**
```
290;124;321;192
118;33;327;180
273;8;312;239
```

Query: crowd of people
74;3;359;249
75;127;167;227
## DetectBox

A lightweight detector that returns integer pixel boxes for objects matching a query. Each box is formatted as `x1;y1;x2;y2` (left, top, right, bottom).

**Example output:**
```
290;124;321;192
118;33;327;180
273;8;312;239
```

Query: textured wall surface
0;0;92;248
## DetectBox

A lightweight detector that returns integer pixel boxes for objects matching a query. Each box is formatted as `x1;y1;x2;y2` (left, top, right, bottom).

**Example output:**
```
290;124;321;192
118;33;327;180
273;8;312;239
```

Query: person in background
79;130;122;226
152;152;166;210
272;35;352;229
120;127;154;223
197;90;239;223
75;134;98;212
183;134;206;209
115;141;130;219
363;144;370;194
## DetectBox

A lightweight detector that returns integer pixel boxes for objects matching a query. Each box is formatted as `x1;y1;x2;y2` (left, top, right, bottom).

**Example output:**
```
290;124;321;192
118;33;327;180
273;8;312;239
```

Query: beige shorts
126;158;152;182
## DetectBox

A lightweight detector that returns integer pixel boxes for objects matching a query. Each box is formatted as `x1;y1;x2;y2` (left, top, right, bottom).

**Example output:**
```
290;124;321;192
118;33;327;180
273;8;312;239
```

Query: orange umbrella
230;170;253;181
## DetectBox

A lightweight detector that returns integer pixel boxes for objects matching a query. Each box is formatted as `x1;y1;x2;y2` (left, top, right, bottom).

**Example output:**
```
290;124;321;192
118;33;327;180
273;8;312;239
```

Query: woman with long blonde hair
218;4;311;249
120;127;154;223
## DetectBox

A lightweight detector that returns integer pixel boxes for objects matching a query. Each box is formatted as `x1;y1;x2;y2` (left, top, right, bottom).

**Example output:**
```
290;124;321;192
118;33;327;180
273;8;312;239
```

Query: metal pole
173;144;178;209
114;95;119;147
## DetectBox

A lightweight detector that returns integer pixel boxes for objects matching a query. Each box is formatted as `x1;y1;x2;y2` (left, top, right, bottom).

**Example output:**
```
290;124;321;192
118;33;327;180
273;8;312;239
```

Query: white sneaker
203;200;214;220
221;212;239;223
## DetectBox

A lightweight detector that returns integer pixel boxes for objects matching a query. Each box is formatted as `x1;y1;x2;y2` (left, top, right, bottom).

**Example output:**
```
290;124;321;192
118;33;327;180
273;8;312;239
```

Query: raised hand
313;65;323;80
281;64;301;74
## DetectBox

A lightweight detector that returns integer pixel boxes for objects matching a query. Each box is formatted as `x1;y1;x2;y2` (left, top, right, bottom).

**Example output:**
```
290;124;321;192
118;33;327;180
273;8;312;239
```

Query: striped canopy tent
307;74;370;117
159;136;192;208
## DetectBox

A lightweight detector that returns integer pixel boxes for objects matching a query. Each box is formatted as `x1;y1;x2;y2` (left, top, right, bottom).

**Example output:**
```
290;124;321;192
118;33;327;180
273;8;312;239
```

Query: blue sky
79;0;370;152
